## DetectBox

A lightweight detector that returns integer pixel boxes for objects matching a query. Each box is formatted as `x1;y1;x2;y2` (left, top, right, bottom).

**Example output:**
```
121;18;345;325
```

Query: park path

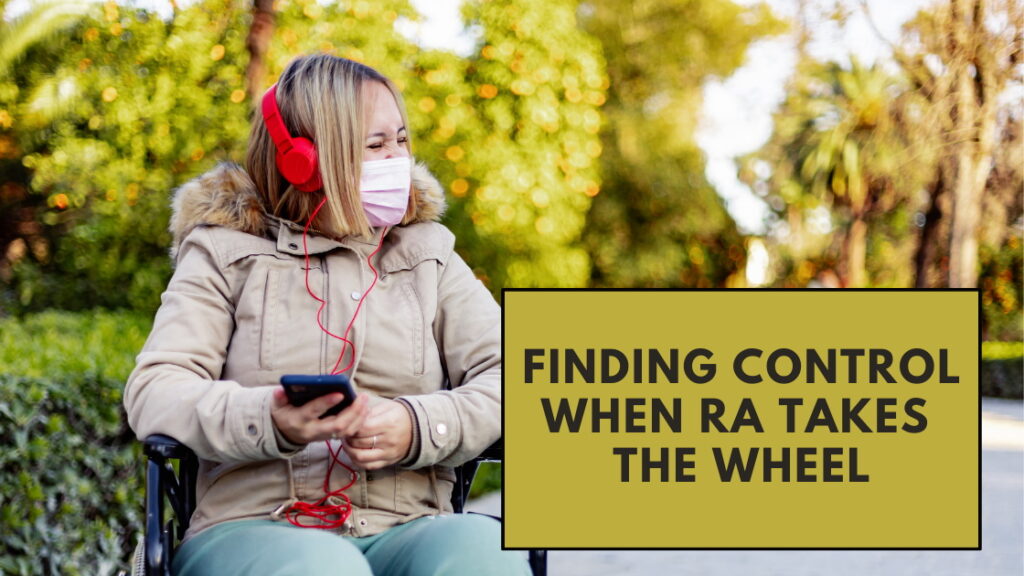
469;397;1024;576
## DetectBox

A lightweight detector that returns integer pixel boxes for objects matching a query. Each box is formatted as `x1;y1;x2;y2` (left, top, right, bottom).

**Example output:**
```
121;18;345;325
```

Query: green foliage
0;309;150;379
982;341;1024;361
746;1;1020;296
0;374;140;576
264;0;417;83
0;311;150;574
981;342;1023;399
982;358;1024;399
982;341;1023;398
469;462;501;499
427;0;605;290
979;233;1023;342
742;57;936;287
4;0;254;313
0;1;94;76
581;0;782;288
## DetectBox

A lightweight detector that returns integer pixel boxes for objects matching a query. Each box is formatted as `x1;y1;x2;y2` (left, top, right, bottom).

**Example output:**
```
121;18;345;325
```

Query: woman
125;54;527;575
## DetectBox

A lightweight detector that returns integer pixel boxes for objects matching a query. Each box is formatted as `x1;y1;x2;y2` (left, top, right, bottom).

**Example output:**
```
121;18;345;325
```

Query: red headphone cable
283;197;388;530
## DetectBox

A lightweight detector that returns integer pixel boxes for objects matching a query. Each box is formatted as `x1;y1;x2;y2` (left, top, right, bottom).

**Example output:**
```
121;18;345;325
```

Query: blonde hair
247;54;415;239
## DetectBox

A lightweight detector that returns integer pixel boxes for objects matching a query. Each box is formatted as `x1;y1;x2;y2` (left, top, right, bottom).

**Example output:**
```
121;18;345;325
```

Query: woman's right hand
270;388;370;445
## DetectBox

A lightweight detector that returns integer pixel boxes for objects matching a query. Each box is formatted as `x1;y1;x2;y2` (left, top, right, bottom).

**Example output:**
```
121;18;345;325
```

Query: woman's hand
271;387;369;446
343;398;413;470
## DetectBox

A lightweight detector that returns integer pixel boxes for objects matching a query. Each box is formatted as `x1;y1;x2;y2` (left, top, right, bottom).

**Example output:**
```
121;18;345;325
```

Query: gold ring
331;432;338;441
371;435;377;449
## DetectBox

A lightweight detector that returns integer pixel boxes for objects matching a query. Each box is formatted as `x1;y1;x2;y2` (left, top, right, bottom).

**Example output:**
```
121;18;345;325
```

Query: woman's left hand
343;398;413;470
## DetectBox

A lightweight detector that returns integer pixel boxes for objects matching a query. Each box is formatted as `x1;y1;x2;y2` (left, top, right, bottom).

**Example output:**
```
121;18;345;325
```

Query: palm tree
1;0;94;75
0;1;94;295
747;58;932;287
800;60;902;287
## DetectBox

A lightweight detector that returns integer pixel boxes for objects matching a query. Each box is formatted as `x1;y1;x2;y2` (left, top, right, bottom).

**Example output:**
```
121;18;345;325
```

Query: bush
469;463;502;499
980;235;1023;342
0;311;150;575
982;341;1024;360
981;342;1023;399
0;310;150;380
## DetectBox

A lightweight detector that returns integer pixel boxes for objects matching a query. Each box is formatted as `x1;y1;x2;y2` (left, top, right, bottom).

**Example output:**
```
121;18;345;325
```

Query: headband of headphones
261;84;322;192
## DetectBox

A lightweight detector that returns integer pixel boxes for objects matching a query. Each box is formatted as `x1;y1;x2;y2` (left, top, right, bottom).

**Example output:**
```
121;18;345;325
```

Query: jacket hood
169;161;447;261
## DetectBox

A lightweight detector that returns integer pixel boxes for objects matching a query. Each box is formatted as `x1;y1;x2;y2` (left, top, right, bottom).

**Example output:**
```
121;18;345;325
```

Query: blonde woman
125;54;528;575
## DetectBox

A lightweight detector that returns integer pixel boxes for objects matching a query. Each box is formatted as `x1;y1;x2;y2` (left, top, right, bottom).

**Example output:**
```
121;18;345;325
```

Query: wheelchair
133;435;546;576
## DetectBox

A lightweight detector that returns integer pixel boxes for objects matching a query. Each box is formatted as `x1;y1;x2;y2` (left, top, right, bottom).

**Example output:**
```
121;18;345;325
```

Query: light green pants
171;514;531;576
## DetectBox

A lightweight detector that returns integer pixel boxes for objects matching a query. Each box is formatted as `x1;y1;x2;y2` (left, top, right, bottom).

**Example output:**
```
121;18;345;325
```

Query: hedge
0;311;150;575
0;311;150;381
0;374;141;575
981;342;1024;399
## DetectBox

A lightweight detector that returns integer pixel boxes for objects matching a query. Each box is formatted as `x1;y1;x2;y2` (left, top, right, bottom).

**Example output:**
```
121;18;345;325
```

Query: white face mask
360;157;411;227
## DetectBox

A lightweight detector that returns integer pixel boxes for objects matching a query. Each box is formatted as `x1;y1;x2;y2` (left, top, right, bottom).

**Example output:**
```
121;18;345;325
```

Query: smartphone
280;374;357;419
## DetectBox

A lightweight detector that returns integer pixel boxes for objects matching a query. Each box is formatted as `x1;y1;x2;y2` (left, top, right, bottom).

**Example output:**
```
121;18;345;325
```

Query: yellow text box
503;290;979;549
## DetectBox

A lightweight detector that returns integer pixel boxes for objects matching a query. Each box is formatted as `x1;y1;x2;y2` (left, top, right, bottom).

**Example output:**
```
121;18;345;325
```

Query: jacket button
247;424;258;436
359;519;368;527
351;291;361;300
288;242;298;250
435;423;448;435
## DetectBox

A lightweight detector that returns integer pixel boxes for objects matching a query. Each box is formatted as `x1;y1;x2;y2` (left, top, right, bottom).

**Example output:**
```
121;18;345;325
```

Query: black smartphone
280;374;357;419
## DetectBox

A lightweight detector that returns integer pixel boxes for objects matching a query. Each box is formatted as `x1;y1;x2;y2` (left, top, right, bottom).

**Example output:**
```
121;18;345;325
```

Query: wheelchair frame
140;434;545;575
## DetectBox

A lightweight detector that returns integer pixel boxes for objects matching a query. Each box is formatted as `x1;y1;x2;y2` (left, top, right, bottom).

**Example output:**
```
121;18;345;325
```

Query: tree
2;0;260;312
363;0;609;292
746;0;1021;293
977;102;1023;340
879;0;1023;288
244;0;275;99
0;0;93;74
743;57;937;287
578;0;782;288
0;0;94;306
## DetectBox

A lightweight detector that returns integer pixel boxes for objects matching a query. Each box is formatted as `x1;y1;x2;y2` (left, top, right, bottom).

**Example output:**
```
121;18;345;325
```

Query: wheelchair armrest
452;439;503;514
144;434;195;460
143;435;199;575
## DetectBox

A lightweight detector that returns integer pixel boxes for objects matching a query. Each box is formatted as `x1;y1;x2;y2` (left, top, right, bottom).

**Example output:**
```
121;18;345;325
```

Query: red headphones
261;83;322;192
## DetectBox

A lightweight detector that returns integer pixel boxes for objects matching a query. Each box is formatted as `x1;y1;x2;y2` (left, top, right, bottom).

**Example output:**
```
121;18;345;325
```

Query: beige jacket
124;163;501;539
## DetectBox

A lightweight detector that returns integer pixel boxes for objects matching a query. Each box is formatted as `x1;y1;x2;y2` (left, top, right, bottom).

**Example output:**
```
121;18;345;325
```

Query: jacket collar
270;215;385;257
168;161;446;263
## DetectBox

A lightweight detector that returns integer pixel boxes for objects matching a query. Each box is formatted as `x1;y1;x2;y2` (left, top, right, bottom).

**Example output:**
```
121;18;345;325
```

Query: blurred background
0;0;1020;573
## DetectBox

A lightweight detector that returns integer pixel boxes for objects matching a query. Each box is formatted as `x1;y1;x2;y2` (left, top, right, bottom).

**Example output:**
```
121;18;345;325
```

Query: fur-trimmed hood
168;161;447;261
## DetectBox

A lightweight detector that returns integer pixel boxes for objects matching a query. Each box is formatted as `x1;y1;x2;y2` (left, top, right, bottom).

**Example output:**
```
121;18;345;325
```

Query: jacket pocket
258;268;276;370
400;282;426;375
257;262;326;371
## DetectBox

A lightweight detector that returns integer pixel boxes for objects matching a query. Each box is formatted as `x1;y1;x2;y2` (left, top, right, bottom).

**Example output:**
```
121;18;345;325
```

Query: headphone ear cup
277;136;321;192
294;136;322;192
